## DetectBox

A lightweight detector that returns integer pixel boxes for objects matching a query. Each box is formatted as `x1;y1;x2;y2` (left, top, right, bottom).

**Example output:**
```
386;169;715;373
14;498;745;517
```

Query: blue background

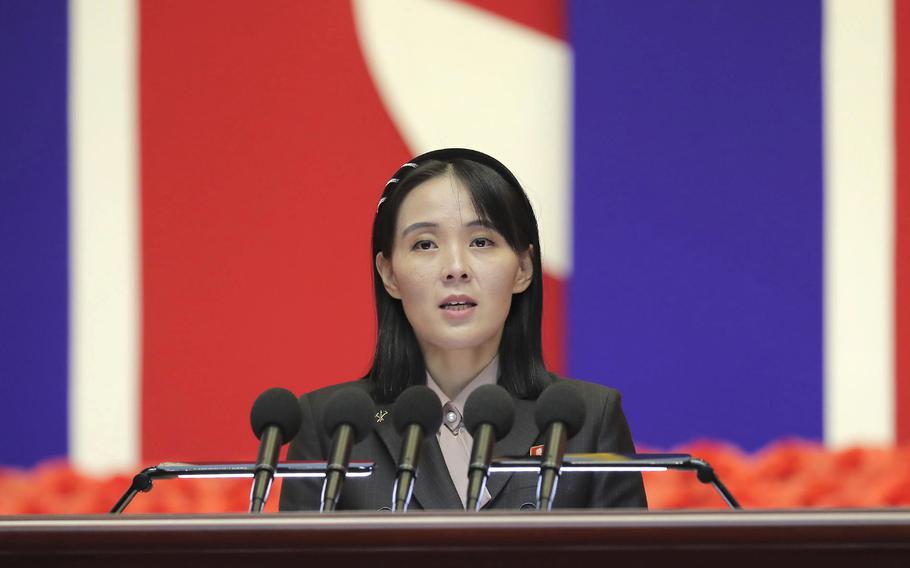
0;0;69;466
569;0;824;451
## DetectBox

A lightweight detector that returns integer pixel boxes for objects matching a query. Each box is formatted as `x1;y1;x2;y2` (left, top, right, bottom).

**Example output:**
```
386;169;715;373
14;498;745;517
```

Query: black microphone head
464;384;515;441
392;385;443;435
323;388;376;443
534;381;586;437
249;387;303;444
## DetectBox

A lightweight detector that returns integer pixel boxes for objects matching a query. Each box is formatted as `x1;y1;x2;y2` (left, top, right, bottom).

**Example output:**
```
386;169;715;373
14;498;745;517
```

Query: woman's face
376;174;533;361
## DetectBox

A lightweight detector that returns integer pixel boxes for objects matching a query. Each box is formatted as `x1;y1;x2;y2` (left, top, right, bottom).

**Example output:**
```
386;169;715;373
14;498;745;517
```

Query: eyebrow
400;219;490;237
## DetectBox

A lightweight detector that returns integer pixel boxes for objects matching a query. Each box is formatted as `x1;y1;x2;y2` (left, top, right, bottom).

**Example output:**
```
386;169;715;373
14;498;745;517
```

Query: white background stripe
69;0;140;473
353;0;573;278
823;0;895;446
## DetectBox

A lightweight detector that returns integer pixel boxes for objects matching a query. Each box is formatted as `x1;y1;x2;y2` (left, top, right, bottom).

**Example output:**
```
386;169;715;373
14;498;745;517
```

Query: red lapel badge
530;444;544;457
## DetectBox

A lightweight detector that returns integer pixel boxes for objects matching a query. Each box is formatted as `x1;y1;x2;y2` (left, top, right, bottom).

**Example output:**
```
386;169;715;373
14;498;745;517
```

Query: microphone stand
392;424;422;512
535;423;567;512
110;467;157;514
490;453;741;510
690;457;740;509
321;424;355;512
110;461;374;514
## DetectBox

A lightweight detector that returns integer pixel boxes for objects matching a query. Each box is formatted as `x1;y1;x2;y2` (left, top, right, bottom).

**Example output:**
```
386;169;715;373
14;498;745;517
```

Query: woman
280;148;647;511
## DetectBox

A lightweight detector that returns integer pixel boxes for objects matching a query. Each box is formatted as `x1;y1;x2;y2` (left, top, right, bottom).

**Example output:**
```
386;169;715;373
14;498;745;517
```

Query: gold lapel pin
375;409;388;423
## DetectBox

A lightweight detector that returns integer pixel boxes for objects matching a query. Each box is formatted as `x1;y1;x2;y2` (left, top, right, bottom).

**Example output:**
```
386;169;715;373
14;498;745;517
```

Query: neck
422;346;499;400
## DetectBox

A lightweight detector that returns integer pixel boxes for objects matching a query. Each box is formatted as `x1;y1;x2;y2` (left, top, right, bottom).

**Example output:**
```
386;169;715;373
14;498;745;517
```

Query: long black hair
366;148;551;402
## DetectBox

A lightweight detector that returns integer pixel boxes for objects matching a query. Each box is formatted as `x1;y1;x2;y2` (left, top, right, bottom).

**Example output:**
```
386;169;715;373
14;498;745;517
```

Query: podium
3;510;910;566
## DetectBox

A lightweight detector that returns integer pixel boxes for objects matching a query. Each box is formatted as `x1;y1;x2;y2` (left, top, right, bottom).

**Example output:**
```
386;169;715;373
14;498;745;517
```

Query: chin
422;329;501;353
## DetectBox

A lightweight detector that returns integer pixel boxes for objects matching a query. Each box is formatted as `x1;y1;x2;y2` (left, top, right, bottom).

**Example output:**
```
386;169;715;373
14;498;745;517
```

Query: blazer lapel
371;403;401;480
483;397;539;506
372;402;462;510
411;436;463;509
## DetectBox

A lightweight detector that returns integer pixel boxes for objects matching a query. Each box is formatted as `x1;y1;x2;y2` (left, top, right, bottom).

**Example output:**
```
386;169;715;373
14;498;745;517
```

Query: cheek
481;260;521;309
392;260;435;305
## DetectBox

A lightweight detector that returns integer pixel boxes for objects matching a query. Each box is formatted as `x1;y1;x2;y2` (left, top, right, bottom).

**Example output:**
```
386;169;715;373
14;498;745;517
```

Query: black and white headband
376;162;418;211
375;148;521;213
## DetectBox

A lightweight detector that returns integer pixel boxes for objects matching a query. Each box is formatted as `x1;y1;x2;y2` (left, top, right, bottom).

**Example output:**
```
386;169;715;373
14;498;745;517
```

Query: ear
512;245;534;294
375;252;402;299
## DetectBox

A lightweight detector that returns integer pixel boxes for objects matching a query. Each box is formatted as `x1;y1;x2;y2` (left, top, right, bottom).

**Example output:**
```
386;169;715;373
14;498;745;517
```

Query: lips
439;295;477;311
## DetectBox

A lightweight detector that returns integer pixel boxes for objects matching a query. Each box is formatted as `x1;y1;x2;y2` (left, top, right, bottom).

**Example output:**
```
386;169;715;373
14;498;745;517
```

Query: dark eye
471;237;493;248
413;240;436;251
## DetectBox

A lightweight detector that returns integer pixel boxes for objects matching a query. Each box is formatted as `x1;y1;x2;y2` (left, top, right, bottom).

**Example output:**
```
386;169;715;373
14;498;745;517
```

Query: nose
443;246;471;282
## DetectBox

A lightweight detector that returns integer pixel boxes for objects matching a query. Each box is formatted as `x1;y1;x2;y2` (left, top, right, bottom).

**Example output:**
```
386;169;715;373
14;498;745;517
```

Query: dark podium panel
3;510;910;567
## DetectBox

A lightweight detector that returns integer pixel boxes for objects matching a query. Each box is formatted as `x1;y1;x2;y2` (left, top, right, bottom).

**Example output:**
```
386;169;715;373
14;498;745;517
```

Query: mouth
440;301;477;311
439;296;478;311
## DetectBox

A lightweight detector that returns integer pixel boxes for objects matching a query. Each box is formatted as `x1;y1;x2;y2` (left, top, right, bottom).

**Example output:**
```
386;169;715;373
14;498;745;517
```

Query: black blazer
279;377;647;511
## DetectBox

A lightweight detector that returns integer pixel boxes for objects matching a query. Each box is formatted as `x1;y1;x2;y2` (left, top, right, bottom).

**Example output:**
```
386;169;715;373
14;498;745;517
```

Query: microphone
248;387;303;513
391;385;443;512
463;384;515;511
320;388;375;512
534;382;586;511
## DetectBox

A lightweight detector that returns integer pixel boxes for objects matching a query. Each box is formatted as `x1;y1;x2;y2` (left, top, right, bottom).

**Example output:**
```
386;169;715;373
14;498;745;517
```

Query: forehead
395;174;479;227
